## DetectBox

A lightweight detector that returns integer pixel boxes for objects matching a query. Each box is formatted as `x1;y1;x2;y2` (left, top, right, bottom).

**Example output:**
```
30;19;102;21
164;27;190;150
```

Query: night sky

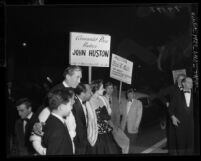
6;4;192;92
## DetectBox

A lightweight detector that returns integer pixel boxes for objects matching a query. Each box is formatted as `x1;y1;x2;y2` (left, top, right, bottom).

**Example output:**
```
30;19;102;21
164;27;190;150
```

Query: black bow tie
183;90;191;93
23;118;30;122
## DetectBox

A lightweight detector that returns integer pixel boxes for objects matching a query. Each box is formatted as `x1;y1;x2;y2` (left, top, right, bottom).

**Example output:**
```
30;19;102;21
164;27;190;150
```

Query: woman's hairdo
90;79;103;94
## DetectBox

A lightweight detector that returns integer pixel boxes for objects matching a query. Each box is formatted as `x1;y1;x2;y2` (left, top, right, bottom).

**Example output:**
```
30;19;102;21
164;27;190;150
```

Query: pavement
129;123;168;154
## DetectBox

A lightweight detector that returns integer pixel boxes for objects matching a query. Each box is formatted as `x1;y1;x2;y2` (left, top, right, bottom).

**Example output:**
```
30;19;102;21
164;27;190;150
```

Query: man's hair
48;88;74;111
126;88;136;99
181;77;192;85
75;83;86;96
63;65;82;78
104;81;113;89
15;98;32;109
90;79;103;94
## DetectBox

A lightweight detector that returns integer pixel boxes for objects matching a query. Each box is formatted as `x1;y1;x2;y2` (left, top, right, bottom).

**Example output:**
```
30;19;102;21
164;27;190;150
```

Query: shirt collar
77;96;84;105
62;81;69;88
26;112;33;120
51;112;65;124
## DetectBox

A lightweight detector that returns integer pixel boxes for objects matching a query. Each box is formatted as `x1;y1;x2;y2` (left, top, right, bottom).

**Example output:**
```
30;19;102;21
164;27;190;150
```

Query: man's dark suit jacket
72;96;89;154
49;83;66;92
14;113;37;156
168;87;194;154
42;114;73;155
168;87;193;120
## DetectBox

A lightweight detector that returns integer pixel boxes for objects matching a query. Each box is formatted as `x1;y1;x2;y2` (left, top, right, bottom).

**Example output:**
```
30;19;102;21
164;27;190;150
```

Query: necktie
23;118;30;134
183;90;191;93
23;118;30;122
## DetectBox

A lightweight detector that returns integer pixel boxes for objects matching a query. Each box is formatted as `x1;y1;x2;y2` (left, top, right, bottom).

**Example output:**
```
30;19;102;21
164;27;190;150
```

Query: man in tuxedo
42;88;75;155
30;65;82;155
13;98;37;156
120;88;143;153
72;83;92;154
158;73;186;154
169;77;194;155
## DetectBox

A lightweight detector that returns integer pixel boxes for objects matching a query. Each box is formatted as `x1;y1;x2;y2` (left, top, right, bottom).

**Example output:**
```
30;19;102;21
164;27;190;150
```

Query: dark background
5;3;193;93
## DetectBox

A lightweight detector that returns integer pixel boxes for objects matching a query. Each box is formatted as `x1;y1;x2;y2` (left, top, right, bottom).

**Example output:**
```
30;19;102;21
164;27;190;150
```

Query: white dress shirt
184;91;191;107
126;99;133;115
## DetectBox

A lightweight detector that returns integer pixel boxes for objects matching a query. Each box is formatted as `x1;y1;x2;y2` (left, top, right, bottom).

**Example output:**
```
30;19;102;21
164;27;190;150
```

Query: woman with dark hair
88;80;121;154
103;81;129;154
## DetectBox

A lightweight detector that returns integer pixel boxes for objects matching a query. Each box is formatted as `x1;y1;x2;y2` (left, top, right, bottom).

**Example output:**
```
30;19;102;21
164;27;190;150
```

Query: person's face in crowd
184;77;193;90
61;95;75;117
84;84;92;101
97;84;105;96
67;70;82;88
105;85;113;97
127;91;134;101
16;103;32;119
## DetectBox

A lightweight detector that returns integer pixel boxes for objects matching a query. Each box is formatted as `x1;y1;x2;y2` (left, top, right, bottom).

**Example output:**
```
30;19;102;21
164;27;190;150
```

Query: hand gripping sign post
110;53;133;104
69;32;111;83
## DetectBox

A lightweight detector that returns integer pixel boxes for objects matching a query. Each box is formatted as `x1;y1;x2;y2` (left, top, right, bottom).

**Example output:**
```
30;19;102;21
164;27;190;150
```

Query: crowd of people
6;65;195;156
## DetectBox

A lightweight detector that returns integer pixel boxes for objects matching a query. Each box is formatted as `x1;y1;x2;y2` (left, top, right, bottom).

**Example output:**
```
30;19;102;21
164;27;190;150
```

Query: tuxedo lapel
181;91;192;112
75;96;87;127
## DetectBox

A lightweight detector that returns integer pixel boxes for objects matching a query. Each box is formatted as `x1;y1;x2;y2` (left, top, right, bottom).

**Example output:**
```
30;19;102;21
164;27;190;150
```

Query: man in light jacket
120;88;143;153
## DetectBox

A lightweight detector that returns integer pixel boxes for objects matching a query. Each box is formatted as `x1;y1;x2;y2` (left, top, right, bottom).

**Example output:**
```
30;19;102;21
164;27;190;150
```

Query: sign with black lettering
69;32;111;67
110;53;133;84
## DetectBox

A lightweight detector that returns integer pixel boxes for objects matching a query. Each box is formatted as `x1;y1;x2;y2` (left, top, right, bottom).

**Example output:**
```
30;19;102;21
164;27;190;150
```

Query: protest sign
172;69;186;84
110;53;133;104
69;32;111;67
110;53;133;84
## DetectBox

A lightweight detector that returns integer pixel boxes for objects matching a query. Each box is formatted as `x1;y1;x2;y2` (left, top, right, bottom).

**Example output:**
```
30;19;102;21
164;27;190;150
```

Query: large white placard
172;69;186;84
110;53;133;84
69;32;111;67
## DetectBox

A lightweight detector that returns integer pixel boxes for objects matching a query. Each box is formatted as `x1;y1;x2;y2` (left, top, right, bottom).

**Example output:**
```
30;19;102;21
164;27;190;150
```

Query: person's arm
30;134;46;155
170;115;180;127
168;89;180;127
135;101;143;132
30;107;50;155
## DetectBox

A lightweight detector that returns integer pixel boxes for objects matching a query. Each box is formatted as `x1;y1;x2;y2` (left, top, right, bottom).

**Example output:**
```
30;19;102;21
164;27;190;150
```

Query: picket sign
110;53;133;103
69;32;111;83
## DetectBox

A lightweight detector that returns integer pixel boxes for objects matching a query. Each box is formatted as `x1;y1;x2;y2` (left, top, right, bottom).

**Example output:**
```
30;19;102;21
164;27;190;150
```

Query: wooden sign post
119;81;122;104
89;66;92;84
